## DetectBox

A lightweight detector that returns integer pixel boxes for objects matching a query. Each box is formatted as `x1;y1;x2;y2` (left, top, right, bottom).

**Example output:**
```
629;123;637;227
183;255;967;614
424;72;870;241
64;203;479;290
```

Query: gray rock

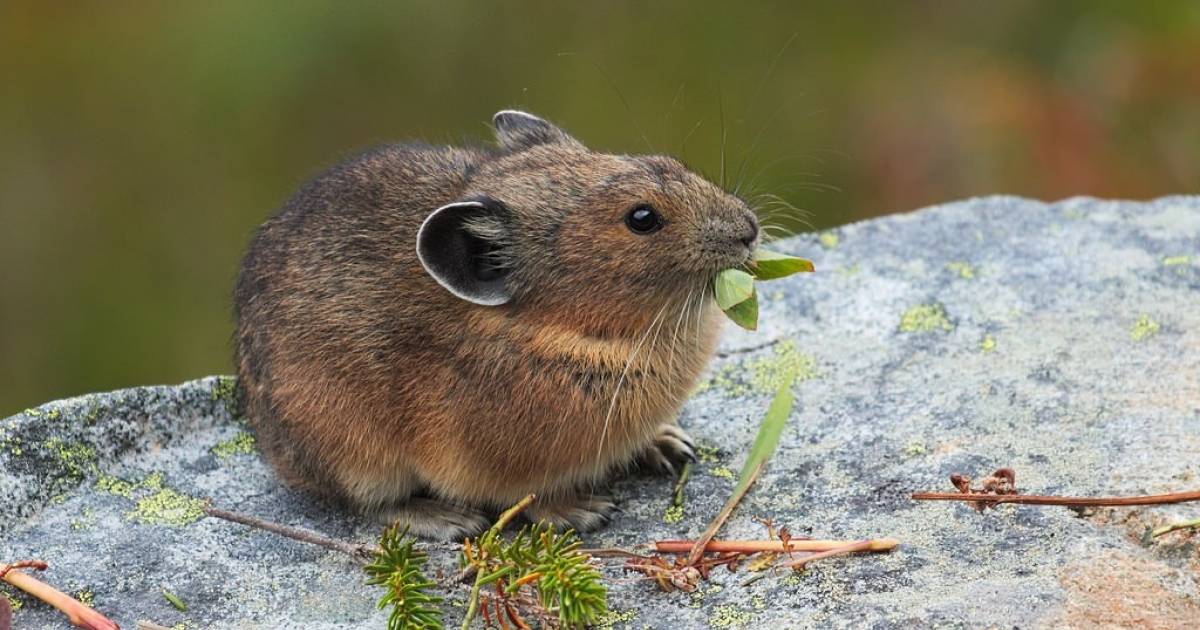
3;196;1199;629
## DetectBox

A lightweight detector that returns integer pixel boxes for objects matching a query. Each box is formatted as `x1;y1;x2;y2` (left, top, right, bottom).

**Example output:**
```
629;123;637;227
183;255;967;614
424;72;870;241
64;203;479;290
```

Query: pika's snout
738;211;760;250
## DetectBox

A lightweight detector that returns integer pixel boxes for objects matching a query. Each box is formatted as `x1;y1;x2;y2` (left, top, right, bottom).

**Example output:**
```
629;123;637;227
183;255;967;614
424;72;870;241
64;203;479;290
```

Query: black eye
625;204;663;234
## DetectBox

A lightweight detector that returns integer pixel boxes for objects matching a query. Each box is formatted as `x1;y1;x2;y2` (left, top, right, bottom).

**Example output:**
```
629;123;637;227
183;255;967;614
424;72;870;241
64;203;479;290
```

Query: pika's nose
739;213;760;248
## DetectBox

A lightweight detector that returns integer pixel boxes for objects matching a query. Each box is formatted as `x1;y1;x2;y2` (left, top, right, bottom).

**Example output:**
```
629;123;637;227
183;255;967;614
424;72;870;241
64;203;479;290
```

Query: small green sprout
162;589;187;612
714;249;814;330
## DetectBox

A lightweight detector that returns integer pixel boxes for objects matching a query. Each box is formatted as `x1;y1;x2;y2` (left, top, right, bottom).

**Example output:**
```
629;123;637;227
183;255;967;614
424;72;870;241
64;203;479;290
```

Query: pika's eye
625;204;663;235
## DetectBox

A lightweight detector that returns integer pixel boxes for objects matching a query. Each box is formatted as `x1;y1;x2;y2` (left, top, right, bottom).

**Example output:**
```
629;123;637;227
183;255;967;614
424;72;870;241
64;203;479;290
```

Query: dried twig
461;494;536;630
0;561;118;630
657;538;899;554
912;490;1200;507
202;505;379;563
578;548;654;560
913;468;1200;509
715;337;785;358
740;539;882;586
686;460;766;566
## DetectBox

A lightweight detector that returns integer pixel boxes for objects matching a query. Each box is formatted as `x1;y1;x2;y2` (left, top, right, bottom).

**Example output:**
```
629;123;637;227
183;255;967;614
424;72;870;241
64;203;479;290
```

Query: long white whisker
595;303;670;468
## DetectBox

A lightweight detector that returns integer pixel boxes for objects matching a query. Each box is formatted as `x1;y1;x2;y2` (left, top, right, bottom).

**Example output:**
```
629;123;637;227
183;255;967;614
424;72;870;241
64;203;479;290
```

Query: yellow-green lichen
96;472;205;526
707;340;819;397
44;438;97;480
751;594;766;609
1130;314;1160;341
96;474;137;498
835;264;861;276
899;303;953;333
76;589;95;607
782;571;805;586
980;333;997;353
946;261;975;279
211;431;257;459
211;375;239;416
818;231;840;249
710;466;735;479
902;440;927;456
71;506;97;531
128;473;206;526
662;504;684;523
24;408;41;417
709;605;754;628
1;587;25;610
1162;255;1190;266
596;608;638;629
696;444;721;464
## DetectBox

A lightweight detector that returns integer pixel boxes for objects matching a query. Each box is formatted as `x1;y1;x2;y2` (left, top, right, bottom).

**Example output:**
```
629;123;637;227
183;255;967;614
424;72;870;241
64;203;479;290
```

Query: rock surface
3;196;1199;629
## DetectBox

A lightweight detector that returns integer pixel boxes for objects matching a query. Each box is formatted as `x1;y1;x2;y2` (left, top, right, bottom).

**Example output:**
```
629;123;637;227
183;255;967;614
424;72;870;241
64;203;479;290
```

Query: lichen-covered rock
3;196;1198;628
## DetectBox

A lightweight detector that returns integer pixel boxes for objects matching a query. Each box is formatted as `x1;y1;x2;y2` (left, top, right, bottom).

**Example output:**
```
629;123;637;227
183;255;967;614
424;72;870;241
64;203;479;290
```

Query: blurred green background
2;1;1198;414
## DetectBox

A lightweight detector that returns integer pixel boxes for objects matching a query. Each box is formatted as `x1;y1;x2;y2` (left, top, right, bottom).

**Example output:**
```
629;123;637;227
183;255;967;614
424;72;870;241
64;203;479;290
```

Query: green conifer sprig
365;526;444;630
459;496;607;629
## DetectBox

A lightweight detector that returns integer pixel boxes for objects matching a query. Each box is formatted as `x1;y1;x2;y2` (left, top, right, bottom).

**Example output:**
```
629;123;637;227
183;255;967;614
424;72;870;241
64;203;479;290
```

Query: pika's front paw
641;423;697;476
527;495;618;533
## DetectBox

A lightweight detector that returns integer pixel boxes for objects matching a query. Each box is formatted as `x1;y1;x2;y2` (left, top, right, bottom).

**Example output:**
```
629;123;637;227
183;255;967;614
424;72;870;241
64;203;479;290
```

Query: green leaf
721;287;759;331
714;268;755;309
734;370;795;496
162;589;187;612
750;249;815;280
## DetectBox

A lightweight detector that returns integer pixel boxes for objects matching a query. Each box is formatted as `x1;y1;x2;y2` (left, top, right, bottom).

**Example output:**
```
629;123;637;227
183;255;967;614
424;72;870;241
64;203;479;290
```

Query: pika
235;111;759;539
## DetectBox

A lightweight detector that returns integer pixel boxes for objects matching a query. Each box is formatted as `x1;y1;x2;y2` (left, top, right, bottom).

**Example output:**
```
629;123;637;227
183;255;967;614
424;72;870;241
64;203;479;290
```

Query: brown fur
234;111;758;538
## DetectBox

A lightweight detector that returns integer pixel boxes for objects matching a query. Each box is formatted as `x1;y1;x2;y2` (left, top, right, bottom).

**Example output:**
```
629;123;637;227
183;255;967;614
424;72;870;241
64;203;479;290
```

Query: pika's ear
493;110;584;152
416;199;512;306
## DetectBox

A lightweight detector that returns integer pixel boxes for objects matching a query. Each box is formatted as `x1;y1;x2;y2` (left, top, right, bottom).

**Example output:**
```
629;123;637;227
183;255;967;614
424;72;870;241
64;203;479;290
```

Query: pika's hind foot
378;498;491;540
641;423;697;475
526;494;618;533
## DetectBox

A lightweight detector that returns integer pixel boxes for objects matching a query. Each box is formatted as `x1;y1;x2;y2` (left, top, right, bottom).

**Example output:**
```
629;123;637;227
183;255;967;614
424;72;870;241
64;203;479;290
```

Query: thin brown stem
741;540;880;586
715;337;785;358
658;538;899;554
911;490;1200;507
203;505;379;563
462;494;537;630
579;548;654;560
1;564;118;630
686;460;765;566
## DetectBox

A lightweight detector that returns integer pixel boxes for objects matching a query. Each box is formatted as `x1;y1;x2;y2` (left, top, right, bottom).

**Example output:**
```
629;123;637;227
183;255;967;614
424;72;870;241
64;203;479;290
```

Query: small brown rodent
235;110;759;538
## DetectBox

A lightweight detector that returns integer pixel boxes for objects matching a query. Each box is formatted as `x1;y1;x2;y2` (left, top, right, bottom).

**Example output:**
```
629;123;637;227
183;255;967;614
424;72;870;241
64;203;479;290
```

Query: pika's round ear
493;110;584;152
416;199;512;306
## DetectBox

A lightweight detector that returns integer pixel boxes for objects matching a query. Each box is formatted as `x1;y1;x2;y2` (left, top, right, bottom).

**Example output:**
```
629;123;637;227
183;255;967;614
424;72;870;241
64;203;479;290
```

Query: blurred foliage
1;1;1198;413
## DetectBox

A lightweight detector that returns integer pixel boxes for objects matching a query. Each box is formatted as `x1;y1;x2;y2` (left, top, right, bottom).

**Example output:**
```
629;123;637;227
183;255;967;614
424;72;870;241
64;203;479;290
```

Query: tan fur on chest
393;301;721;504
